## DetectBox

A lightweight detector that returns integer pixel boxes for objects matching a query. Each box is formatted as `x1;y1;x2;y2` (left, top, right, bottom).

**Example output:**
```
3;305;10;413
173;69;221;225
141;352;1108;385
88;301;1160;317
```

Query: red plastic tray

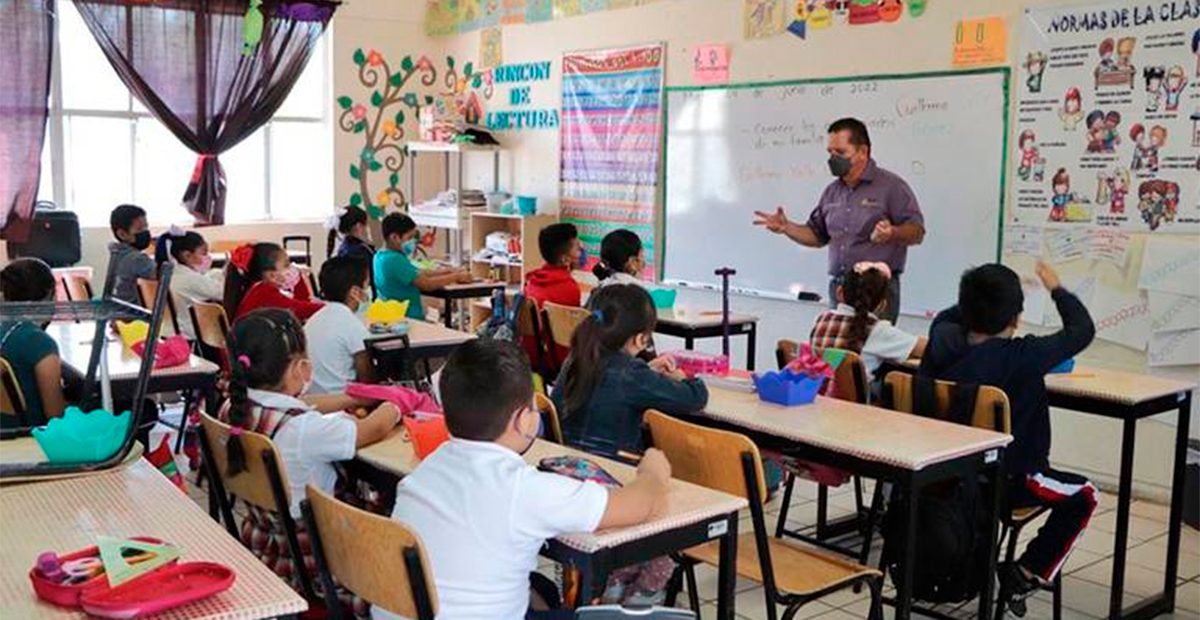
80;562;235;619
29;537;170;609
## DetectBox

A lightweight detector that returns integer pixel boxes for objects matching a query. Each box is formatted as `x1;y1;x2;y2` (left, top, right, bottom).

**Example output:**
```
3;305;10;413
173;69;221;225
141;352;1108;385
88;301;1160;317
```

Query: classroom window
37;3;332;227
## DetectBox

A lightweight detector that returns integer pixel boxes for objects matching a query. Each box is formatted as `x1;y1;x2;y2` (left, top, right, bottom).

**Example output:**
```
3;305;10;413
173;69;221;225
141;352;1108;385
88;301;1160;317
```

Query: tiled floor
156;417;1200;620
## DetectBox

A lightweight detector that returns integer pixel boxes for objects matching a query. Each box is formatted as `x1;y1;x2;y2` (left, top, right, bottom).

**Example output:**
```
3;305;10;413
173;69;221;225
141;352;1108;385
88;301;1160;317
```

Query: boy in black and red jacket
921;261;1098;615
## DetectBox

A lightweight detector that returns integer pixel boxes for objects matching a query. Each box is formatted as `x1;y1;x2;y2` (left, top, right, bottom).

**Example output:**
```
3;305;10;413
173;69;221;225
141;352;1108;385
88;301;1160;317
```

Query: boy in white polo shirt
373;340;672;620
304;257;374;394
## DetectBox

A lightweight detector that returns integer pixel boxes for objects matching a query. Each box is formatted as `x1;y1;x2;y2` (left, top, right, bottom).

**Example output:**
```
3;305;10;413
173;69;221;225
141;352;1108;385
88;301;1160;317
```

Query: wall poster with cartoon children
1017;1;1199;234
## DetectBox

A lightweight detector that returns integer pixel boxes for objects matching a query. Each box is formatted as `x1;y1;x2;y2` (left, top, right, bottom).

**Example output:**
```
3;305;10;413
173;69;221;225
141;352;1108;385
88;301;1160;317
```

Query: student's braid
843;268;890;352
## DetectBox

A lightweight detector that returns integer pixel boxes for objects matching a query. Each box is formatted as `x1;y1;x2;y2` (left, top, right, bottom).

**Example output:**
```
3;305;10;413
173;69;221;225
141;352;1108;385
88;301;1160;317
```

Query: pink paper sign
693;44;730;85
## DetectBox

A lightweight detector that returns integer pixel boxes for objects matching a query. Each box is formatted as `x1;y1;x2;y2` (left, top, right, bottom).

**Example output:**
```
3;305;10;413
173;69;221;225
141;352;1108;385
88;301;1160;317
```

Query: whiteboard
661;69;1010;317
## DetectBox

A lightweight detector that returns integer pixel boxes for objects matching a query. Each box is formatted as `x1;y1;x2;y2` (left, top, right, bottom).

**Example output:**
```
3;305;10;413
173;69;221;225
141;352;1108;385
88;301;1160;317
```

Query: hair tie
592;309;605;323
323;208;345;232
237;354;252;368
852;261;892;280
230;244;255;273
229;426;244;437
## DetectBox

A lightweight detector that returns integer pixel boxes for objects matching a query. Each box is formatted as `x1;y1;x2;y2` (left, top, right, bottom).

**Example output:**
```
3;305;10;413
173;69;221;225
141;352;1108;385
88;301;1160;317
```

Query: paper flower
416;55;434;71
382;120;400;139
352;104;368;120
367;50;384;67
376;190;391;206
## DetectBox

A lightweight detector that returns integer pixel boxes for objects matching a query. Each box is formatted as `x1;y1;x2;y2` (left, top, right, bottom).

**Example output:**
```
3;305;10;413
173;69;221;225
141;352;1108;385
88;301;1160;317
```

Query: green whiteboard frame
659;66;1012;289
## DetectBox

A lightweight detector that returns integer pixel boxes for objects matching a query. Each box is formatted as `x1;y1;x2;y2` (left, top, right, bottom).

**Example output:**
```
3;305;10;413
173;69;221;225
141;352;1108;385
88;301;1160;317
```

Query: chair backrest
137;277;181;336
644;410;767;506
882;372;1011;434
0;357;27;419
534;391;564;444
296;264;319;298
821;348;870;405
61;274;93;302
189;301;231;352
543;302;590;349
303;485;438;619
198;412;289;512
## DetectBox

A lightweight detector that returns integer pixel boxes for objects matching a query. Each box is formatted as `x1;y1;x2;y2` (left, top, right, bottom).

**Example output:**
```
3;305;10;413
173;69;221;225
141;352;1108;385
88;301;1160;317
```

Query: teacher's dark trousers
829;272;902;325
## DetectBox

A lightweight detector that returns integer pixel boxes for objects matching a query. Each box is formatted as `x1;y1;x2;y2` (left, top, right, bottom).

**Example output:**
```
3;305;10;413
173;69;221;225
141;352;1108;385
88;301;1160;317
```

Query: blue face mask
401;239;417;256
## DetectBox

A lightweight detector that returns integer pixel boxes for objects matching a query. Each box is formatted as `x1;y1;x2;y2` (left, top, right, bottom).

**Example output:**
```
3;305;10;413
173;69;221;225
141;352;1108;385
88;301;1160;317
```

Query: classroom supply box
753;370;825;407
648;288;677;309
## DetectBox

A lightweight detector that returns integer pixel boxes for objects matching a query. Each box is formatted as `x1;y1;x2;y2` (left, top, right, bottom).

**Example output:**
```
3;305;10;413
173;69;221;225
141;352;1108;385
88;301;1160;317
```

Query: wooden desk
886;360;1196;620
654;310;759;371
355;435;747;619
47;322;220;401
424;281;507;328
0;459;306;619
698;386;1011;620
363;320;475;381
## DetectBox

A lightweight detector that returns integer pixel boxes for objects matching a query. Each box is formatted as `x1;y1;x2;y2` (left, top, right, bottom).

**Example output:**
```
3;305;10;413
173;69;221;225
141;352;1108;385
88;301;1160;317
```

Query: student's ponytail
224;308;308;476
842;264;891;351
561;284;657;416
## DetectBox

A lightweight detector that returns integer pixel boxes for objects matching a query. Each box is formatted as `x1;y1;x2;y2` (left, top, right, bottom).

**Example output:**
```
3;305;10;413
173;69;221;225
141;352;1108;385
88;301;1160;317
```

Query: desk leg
980;452;1005;620
716;513;739;620
896;476;917;620
1108;418;1138;620
1162;391;1191;613
443;299;455;328
685;335;695;351
746;323;757;372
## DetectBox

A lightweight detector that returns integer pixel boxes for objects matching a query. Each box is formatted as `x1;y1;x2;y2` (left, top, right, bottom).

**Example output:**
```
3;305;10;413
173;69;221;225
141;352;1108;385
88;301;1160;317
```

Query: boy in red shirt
523;223;582;366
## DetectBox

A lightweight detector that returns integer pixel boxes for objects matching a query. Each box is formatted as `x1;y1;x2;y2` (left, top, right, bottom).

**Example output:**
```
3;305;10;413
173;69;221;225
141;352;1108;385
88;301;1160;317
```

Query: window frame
39;7;333;226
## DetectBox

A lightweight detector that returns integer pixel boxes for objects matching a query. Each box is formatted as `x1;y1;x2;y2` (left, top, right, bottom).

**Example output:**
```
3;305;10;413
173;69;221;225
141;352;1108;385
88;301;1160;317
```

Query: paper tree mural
336;49;492;219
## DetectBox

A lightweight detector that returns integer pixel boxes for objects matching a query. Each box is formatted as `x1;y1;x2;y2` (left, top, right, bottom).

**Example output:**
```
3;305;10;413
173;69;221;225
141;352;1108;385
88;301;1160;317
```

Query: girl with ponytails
220;308;400;616
155;227;222;340
809;261;925;378
592;229;649;289
324;205;374;264
223;242;324;322
553;284;707;457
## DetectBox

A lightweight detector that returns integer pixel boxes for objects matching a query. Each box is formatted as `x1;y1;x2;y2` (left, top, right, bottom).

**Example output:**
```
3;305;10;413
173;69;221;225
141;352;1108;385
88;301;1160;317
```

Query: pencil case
29;537;172;608
664;350;729;377
405;413;450;460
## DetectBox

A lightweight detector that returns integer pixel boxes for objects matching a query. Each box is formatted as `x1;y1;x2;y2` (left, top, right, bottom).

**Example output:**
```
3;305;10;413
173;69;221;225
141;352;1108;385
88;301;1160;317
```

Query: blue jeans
829;272;902;325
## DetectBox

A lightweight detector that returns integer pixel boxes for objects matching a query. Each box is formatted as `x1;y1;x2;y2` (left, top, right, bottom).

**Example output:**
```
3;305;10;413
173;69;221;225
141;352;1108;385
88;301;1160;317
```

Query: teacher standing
753;117;925;323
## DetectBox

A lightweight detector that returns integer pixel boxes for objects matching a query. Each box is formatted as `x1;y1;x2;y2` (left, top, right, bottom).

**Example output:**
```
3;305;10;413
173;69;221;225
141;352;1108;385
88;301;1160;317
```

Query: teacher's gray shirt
805;159;923;276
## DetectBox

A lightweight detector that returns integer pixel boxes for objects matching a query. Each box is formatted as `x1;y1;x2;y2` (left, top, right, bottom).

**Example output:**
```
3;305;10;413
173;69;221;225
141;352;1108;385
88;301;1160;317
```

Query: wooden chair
880;372;1056;620
60;274;94;303
196;412;319;602
302;485;438;620
542;302;591;368
137;278;182;336
209;239;254;254
534;392;564;445
283;235;312;265
1;357;28;424
774;342;873;554
646;410;883;620
296;264;319;298
514;296;555;384
189;301;232;371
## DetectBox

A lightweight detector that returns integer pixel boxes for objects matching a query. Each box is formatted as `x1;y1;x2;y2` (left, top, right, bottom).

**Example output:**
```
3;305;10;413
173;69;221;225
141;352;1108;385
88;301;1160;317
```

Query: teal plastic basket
32;407;132;463
649;288;677;309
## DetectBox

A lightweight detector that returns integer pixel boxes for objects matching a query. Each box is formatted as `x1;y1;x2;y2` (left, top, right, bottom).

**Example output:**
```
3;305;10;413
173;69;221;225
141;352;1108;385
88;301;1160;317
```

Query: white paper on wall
1138;236;1200;297
1005;224;1045;257
1148;290;1200;334
1091;285;1150;351
1021;279;1049;326
1044;275;1098;328
1045;228;1088;263
1148;328;1200;367
1085;229;1131;268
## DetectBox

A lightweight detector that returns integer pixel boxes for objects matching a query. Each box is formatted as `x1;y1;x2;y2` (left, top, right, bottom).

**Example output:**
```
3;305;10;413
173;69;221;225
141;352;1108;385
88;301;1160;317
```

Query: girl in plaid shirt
809;262;925;379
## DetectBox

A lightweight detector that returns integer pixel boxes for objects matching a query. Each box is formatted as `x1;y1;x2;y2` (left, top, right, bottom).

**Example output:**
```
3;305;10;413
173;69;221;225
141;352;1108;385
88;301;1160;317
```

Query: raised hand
752;207;790;234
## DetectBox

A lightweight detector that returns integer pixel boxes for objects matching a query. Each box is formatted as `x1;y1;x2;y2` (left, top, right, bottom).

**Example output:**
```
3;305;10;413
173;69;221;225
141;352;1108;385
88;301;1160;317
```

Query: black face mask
828;155;853;178
132;230;153;250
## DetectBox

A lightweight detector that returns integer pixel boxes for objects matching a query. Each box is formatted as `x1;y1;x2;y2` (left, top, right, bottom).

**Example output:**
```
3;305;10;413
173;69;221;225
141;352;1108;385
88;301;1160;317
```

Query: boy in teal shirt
373;213;472;320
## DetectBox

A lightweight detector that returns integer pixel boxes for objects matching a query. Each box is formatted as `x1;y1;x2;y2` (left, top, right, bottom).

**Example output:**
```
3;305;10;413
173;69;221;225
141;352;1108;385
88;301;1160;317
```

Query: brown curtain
72;0;338;225
0;0;55;242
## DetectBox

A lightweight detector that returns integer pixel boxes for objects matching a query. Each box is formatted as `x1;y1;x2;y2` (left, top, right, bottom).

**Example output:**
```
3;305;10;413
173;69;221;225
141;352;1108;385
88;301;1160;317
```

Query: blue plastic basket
1048;358;1075;374
753;371;825;407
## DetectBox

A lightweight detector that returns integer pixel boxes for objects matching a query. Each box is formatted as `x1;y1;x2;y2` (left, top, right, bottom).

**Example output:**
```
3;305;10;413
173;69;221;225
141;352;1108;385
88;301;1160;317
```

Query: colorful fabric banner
560;44;665;275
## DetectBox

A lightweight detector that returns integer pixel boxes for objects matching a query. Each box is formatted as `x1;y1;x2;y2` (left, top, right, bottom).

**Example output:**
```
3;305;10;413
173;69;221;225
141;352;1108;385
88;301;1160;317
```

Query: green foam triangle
96;536;180;587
